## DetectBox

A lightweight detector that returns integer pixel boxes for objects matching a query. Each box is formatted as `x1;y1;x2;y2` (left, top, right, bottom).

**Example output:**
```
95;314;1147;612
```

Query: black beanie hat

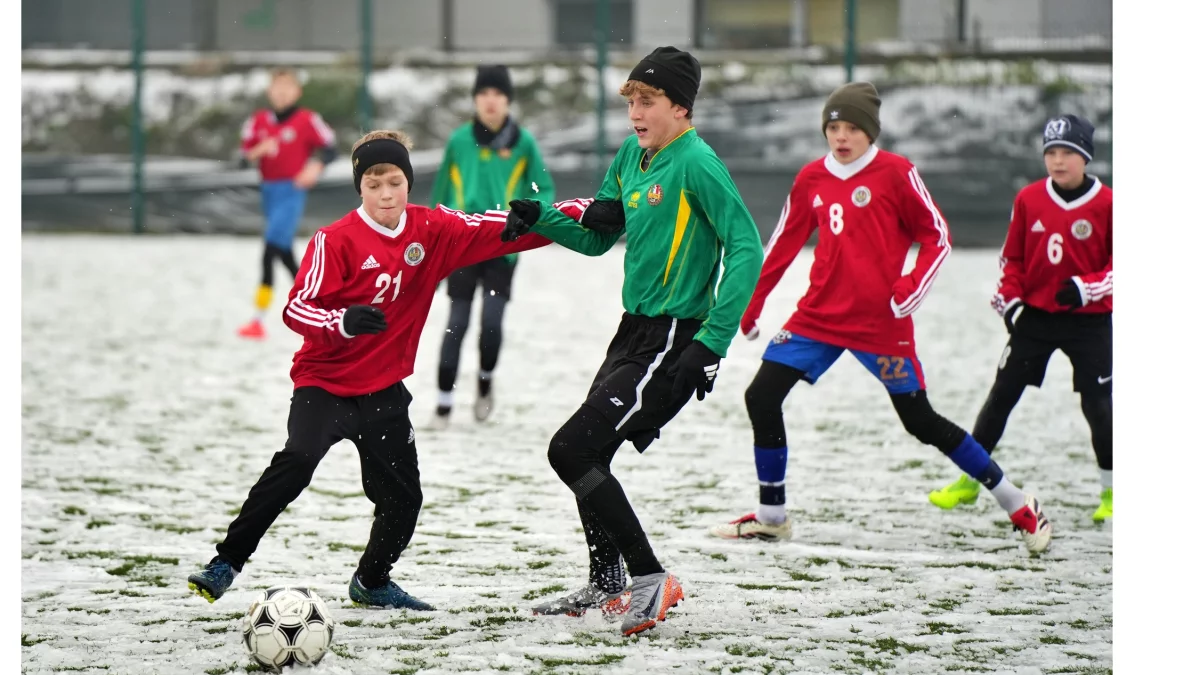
627;46;701;114
1042;114;1094;163
822;82;882;143
473;64;514;101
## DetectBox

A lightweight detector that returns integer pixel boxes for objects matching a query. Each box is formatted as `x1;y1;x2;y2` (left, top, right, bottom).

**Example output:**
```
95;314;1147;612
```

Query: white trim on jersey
892;167;951;317
1081;270;1113;304
1045;175;1103;211
286;231;344;332
615;319;678;432
309;112;336;147
822;144;880;181
357;206;407;238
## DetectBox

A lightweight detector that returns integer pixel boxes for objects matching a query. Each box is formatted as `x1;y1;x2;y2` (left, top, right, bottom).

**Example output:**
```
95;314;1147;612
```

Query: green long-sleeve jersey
532;128;764;357
431;121;555;263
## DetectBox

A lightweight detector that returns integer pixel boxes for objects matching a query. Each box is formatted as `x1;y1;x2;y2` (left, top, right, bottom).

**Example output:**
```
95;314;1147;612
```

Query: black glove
1055;279;1084;309
501;199;541;242
341;305;387;336
1003;300;1025;334
579;200;626;235
667;341;721;402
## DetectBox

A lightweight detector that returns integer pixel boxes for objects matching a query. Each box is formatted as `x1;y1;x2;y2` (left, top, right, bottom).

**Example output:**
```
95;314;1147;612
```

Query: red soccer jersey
992;177;1112;315
283;203;560;397
742;146;951;359
240;107;336;181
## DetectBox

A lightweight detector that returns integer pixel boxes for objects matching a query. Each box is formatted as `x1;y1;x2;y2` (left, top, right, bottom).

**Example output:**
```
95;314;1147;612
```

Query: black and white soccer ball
241;586;334;672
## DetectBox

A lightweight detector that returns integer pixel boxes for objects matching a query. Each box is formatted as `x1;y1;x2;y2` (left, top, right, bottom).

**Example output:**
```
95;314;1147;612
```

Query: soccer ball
241;586;334;672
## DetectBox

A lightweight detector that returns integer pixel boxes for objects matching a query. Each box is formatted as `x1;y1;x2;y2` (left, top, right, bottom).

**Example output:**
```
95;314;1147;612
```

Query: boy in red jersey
709;83;1052;555
930;115;1113;521
187;130;616;608
237;68;338;340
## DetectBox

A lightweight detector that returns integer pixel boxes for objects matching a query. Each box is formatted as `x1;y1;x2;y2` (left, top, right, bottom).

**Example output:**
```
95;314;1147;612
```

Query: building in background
22;0;1111;54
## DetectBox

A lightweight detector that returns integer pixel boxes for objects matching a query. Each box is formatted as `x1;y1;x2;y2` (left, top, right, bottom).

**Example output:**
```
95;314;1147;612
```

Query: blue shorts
762;331;926;394
261;180;308;248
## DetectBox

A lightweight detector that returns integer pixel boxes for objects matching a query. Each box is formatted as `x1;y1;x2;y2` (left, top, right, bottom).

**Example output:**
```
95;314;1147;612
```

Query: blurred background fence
21;0;1112;246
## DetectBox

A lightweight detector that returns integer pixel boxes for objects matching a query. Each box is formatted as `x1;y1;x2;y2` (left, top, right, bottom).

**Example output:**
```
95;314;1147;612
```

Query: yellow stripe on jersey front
663;189;691;285
449;164;465;210
504;157;528;204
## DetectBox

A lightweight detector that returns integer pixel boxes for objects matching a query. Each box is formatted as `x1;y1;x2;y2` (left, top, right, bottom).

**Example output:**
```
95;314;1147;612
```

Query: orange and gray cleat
531;583;631;618
621;572;684;636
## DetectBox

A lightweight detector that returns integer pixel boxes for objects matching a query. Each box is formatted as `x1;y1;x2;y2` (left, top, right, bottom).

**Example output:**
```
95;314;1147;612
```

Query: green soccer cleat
1092;488;1112;522
929;474;981;510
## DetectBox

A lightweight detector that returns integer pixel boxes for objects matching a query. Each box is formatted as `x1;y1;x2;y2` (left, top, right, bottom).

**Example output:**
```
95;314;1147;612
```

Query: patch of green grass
382;616;433;628
522;584;565;601
737;583;804;592
929;597;964;611
526;560;551;570
328;541;366;553
787;571;825;582
928;561;1045;572
986;607;1044;616
149;522;204;534
725;644;768;657
1041;634;1069;645
1067;619;1094;630
470;614;529;629
922;622;968;635
890;459;925;471
328;643;358;659
475;521;500;528
104;555;179;577
872;637;929;655
539;654;626;667
22;634;51;647
188;613;242;623
709;552;727;562
807;556;854;568
138;618;171;626
342;619;363;627
62;505;87;516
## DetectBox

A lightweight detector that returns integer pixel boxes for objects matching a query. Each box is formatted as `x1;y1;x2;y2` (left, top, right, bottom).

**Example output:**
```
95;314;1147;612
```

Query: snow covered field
21;235;1111;674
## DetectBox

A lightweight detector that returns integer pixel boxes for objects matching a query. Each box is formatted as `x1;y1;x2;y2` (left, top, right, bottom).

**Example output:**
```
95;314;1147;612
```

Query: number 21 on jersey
372;270;402;304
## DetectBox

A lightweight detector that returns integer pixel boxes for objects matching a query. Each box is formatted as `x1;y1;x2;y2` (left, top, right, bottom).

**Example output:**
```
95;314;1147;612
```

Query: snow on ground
21;235;1111;674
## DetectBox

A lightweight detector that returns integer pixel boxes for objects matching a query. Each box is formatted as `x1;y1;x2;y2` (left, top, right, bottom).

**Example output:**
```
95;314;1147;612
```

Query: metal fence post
594;0;610;187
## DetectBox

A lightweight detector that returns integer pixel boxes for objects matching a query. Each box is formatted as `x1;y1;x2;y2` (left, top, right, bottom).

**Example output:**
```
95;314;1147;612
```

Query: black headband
352;139;414;194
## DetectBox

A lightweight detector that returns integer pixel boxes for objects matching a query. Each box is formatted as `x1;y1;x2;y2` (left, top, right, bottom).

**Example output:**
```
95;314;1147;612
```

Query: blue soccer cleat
187;557;238;603
349;576;435;611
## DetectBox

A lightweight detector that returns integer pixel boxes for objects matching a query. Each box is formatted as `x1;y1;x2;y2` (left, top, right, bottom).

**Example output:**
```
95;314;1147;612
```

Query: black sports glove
341;305;387;336
501;199;541;242
579;200;626;235
1055;279;1084;309
1003;300;1025;334
667;341;721;402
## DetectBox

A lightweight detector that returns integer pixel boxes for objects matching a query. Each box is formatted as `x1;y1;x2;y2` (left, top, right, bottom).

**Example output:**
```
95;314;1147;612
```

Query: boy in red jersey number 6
710;83;1052;555
187;131;613;608
930;115;1113;521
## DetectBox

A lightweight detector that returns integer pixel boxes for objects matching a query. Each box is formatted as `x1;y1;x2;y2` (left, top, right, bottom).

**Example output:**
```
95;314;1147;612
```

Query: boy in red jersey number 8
710;83;1053;555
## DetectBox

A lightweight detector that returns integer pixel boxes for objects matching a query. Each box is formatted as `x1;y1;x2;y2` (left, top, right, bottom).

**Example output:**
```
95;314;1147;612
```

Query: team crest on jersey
405;242;426;266
628;191;641;209
280;127;296;143
1071;219;1093;240
852;186;872;207
647;184;663;206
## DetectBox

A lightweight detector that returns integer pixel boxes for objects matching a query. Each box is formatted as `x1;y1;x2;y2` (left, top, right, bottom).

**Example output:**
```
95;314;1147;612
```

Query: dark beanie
627;46;701;114
822;82;882;143
1042;114;1094;163
473;64;514;101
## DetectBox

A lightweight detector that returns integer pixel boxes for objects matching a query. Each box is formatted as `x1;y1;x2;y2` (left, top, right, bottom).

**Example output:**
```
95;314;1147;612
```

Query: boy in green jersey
430;64;556;427
501;47;765;636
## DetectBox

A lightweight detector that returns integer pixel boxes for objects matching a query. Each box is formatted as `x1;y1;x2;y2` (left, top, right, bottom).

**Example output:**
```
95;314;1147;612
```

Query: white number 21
372;271;402;304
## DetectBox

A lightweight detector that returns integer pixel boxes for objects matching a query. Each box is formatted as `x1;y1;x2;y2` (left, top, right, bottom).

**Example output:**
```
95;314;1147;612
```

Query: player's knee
744;376;786;423
892;391;962;449
1080;392;1112;427
548;407;615;481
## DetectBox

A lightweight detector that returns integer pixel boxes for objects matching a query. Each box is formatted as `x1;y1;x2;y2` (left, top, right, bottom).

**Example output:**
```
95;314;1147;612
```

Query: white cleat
710;513;793;541
1010;494;1052;554
473;393;493;422
427;412;451;431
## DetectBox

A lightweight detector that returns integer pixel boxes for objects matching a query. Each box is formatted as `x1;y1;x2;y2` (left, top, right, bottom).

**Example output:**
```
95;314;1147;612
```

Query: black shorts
446;258;516;301
581;313;702;452
996;306;1112;394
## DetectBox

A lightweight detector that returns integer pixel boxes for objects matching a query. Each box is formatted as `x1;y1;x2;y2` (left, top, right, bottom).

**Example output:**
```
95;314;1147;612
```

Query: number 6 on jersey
373;270;402;304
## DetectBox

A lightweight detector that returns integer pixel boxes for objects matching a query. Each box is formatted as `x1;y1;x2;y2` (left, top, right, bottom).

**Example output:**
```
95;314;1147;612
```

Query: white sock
757;504;787;525
437;391;454;408
989;477;1026;515
253;309;266;322
1099;469;1112;490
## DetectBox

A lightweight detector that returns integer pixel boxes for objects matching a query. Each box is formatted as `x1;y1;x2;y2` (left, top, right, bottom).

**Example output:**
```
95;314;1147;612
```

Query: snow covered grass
21;235;1111;674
